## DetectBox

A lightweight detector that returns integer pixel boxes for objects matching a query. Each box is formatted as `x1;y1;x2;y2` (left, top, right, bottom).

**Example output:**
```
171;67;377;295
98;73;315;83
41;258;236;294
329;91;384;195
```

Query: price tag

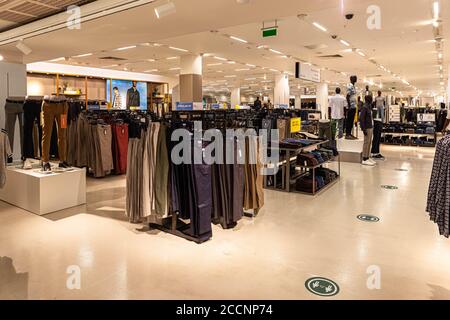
60;114;68;129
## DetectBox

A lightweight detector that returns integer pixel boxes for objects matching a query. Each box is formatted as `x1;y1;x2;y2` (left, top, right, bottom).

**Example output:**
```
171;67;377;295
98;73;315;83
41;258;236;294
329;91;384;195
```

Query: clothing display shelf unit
381;123;437;147
264;140;341;196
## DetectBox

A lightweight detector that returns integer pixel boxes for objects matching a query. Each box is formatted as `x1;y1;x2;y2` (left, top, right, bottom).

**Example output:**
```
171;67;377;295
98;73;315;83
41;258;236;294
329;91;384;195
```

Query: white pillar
231;87;240;108
180;54;202;103
0;62;27;160
316;82;329;119
447;68;450;107
274;73;290;107
295;95;301;109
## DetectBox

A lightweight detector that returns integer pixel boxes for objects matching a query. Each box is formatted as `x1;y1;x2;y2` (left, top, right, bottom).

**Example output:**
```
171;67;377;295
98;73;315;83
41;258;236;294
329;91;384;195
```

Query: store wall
0;62;27;159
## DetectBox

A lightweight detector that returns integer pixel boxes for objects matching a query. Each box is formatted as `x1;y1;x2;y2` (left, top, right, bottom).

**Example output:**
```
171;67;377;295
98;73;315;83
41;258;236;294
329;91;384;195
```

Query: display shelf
291;177;340;196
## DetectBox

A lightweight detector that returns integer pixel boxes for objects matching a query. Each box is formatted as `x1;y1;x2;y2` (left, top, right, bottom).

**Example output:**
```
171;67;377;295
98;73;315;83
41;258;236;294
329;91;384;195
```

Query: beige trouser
41;101;68;162
362;128;373;159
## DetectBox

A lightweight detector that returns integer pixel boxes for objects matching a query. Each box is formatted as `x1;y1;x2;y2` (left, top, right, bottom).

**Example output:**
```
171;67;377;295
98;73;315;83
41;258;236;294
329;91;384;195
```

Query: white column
316;82;329;119
0;62;27;160
180;54;202;103
295;95;301;109
231;87;240;108
447;68;450;107
274;73;290;107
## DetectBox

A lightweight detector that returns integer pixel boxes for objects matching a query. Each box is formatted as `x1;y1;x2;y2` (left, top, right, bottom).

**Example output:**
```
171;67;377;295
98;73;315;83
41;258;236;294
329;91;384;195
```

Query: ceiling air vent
99;56;127;61
317;54;343;59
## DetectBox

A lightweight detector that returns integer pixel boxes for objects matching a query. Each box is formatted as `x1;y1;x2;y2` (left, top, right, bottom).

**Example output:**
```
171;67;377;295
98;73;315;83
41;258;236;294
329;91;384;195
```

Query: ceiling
0;0;96;32
0;0;447;98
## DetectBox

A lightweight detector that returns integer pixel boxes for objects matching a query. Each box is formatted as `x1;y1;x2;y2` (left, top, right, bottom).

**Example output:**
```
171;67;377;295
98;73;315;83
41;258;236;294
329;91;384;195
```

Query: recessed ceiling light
230;35;248;43
340;39;350;47
269;49;283;54
228;61;236;64
147;59;156;62
166;56;178;60
154;2;176;19
312;22;327;32
438;53;443;59
169;46;188;52
115;45;137;51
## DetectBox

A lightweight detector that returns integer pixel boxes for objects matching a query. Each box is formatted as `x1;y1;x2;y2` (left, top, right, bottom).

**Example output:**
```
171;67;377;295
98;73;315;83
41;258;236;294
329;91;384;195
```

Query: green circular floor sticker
381;185;398;190
357;214;380;222
305;277;340;297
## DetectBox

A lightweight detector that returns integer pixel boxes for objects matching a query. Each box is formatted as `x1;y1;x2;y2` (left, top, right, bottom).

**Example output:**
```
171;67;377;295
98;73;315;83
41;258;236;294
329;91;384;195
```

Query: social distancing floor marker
381;185;398;190
357;214;380;222
305;277;340;297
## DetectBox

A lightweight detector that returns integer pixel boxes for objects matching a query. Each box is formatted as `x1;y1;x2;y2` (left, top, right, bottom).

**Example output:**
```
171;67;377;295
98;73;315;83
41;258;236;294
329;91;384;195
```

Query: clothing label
60;114;67;129
290;118;301;133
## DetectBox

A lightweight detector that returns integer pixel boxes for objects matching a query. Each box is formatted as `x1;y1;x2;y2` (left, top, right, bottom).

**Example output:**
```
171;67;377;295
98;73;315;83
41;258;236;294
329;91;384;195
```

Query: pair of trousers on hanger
41;100;68;163
22;99;42;159
4;99;24;154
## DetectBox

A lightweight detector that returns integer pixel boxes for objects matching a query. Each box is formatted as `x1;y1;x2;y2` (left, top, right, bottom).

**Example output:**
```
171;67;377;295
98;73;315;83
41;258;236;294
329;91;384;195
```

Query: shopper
371;91;386;161
345;75;358;140
328;87;347;139
360;95;376;166
253;96;262;110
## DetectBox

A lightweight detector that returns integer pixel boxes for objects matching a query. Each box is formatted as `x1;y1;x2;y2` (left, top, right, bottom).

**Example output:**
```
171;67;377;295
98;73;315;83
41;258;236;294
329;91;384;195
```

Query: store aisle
1;146;450;300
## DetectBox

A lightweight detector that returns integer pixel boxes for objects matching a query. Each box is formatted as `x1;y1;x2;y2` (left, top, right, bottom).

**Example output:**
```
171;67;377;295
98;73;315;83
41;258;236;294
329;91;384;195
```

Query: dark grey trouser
4;101;24;154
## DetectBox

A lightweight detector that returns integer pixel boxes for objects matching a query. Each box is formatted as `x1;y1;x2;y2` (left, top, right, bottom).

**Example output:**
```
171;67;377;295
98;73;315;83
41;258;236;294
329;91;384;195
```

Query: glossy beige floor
1;145;450;300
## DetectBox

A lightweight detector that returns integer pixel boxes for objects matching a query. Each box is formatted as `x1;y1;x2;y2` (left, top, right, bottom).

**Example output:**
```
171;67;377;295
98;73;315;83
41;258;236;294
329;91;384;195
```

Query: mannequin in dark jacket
359;95;376;166
127;81;140;109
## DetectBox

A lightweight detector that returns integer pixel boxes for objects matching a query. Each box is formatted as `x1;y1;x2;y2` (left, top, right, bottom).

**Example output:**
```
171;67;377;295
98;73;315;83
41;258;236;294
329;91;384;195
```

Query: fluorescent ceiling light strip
50;57;65;62
340;39;350;47
207;63;222;66
214;56;227;61
312;22;327;32
246;64;256;67
224;75;237;78
230;36;248;43
170;67;180;70
115;45;136;51
145;69;158;72
166;56;178;60
235;68;250;71
169;46;188;52
357;51;366;57
433;1;440;20
73;53;92;58
269;49;283;54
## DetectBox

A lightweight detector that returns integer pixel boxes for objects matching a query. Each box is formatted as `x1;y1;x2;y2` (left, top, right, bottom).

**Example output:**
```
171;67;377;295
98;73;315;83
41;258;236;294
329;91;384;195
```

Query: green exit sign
263;28;277;37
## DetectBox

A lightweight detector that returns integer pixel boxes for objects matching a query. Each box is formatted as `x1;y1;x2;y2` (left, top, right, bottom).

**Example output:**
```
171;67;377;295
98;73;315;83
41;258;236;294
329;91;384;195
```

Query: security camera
345;13;354;20
331;35;338;39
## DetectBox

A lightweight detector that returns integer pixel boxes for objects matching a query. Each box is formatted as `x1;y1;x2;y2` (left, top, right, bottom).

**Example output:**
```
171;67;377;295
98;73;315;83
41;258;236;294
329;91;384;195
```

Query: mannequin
371;90;386;160
4;96;25;156
345;76;358;140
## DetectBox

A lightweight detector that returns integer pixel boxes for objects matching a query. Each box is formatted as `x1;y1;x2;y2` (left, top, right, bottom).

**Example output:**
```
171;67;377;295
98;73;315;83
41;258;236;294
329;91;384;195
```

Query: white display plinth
0;166;86;215
337;137;364;163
